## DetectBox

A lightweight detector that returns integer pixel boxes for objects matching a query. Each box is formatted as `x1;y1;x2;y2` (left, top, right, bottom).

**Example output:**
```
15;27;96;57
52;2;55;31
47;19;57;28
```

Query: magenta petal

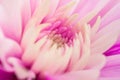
104;44;120;56
0;68;17;80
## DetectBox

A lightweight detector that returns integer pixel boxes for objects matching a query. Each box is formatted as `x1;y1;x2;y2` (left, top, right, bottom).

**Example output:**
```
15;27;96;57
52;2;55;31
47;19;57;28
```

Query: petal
104;44;120;56
71;24;90;71
91;16;101;37
0;67;17;80
100;2;120;48
21;0;31;28
49;0;80;22
50;69;99;80
69;35;81;69
91;19;120;54
0;0;23;42
0;32;21;58
30;0;39;14
100;2;120;28
74;0;98;18
74;0;110;21
89;0;120;25
47;0;60;17
57;0;80;16
86;54;106;70
31;40;54;73
101;54;120;77
8;57;35;80
21;36;47;65
31;0;50;24
21;23;50;48
0;29;21;71
99;77;120;80
98;0;120;17
58;0;71;7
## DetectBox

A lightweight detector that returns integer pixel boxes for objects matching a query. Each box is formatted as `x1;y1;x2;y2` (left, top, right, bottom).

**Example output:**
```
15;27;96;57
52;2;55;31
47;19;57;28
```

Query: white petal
21;36;47;65
32;0;50;23
8;57;35;80
91;16;101;37
71;24;90;71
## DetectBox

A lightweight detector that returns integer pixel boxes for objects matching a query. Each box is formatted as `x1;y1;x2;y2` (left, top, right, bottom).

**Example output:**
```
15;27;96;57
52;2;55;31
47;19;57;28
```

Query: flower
0;0;120;80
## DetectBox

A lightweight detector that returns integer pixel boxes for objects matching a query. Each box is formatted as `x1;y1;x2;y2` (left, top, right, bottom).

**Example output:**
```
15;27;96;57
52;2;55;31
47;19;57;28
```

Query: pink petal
56;0;80;18
91;19;120;54
74;0;109;20
97;0;120;18
58;0;71;7
31;0;50;24
47;0;60;17
0;29;21;71
50;69;99;80
86;54;106;69
0;0;23;42
74;0;98;19
21;0;31;28
0;31;21;57
100;2;120;45
101;54;120;77
100;2;120;29
89;0;120;26
30;0;39;14
99;77;120;80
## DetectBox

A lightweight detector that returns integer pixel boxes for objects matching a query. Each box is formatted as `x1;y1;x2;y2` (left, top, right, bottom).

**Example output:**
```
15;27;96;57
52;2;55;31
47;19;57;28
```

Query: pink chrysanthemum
0;0;120;80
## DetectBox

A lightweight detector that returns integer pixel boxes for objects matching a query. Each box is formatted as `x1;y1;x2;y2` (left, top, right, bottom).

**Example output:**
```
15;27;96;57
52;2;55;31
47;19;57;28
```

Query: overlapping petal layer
0;0;120;80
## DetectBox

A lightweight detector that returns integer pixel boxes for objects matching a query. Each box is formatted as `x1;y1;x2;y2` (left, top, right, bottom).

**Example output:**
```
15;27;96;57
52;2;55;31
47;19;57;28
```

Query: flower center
43;21;75;47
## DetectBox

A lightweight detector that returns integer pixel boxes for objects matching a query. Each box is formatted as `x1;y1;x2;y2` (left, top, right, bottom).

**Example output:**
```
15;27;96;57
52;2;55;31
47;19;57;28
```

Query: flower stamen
46;21;75;48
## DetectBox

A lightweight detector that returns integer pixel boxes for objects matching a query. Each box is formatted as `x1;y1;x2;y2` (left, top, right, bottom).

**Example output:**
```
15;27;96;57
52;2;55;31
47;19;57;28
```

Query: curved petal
30;0;39;14
74;0;109;20
58;0;71;7
21;0;31;28
47;0;60;17
99;77;120;80
0;29;22;71
91;19;120;54
50;69;99;80
100;2;120;29
89;0;120;25
104;44;120;56
30;0;58;19
0;67;17;80
86;54;106;70
54;0;80;19
101;54;120;77
8;57;35;80
0;0;23;42
0;30;21;57
98;0;120;18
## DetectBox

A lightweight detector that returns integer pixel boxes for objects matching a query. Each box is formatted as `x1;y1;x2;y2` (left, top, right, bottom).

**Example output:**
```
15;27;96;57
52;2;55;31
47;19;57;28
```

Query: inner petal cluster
42;21;75;48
